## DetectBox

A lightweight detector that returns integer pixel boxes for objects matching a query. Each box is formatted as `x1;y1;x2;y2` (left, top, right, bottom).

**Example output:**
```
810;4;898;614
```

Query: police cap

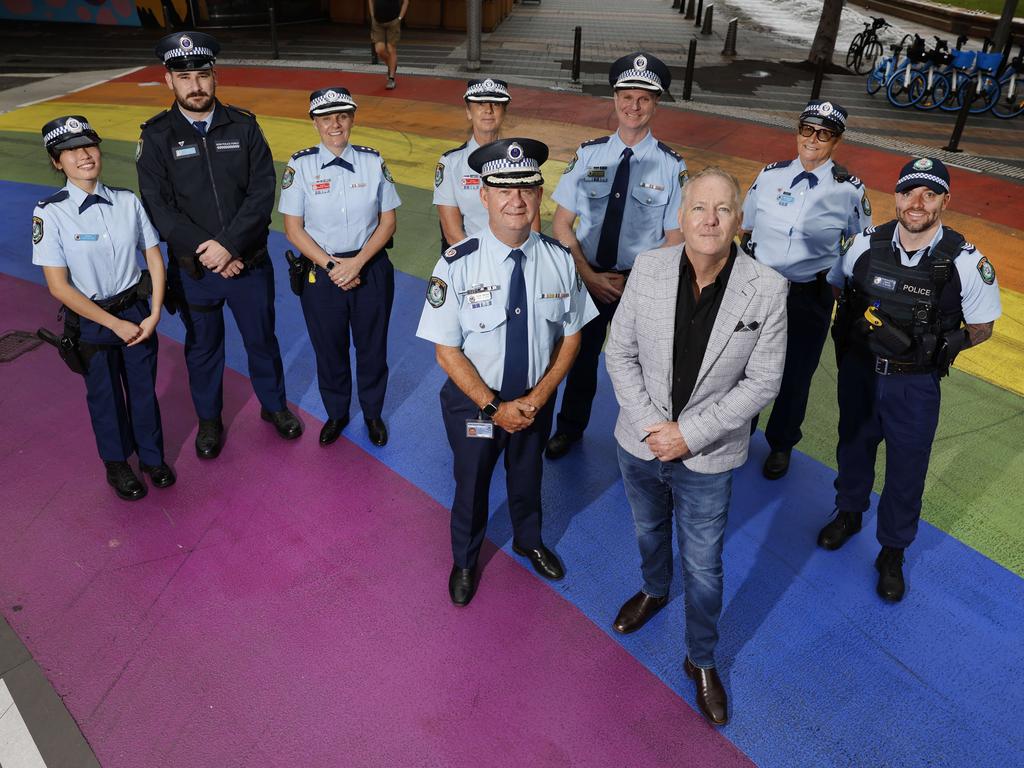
464;78;511;104
156;31;219;71
609;52;671;94
467;138;548;188
895;157;950;194
799;99;848;134
309;87;358;117
41;115;101;153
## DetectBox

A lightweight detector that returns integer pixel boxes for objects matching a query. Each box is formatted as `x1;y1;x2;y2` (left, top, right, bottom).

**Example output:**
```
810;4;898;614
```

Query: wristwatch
482;398;501;418
324;260;336;272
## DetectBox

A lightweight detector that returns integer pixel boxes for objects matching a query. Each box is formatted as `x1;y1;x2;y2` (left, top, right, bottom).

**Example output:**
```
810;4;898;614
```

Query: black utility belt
94;273;152;315
873;356;936;376
791;270;829;288
590;265;631;277
322;248;386;269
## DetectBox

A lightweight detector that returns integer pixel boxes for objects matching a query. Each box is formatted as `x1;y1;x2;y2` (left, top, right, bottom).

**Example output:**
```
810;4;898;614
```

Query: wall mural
0;0;192;27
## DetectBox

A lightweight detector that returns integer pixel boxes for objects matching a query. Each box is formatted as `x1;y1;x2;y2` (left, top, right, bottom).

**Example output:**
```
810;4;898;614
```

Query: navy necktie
322;156;355;172
78;193;111;214
595;147;633;269
499;248;529;401
192;120;207;136
790;170;818;189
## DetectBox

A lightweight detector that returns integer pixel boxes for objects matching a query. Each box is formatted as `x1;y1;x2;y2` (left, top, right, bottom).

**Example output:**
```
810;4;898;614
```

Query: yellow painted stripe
958;285;1024;395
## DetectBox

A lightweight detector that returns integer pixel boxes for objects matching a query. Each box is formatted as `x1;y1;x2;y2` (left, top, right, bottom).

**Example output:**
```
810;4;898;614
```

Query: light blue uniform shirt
742;158;871;283
432;136;488;238
32;181;159;301
416;228;599;391
552;130;686;271
278;143;401;254
828;224;1002;324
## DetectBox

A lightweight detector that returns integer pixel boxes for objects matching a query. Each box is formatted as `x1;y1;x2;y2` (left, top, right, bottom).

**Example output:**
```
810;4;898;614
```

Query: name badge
540;292;569;299
350;182;367;189
776;190;795;207
215;140;241;152
74;234;99;241
584;167;607;182
461;175;481;190
174;144;199;159
466;419;494;439
639;182;664;191
313;181;331;194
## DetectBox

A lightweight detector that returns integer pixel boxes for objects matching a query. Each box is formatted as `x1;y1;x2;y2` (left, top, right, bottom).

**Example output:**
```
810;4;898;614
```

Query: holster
831;293;855;367
285;249;312;296
37;310;92;376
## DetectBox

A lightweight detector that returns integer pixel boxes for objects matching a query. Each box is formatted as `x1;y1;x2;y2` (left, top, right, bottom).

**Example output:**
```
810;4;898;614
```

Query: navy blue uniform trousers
299;253;394;421
835;353;941;548
440;379;553;569
79;300;164;466
171;259;286;421
762;275;834;451
554;290;619;438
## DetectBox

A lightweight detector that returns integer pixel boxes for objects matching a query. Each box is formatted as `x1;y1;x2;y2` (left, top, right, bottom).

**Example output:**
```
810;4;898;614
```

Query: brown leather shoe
612;590;668;634
684;657;728;725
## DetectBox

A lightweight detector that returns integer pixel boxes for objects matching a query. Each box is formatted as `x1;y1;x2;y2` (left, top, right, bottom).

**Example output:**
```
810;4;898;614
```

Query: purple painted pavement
0;275;753;767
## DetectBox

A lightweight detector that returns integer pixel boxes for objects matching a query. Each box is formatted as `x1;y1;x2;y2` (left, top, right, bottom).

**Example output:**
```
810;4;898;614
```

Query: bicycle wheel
866;63;886;95
887;69;923;107
915;72;950;110
992;73;1024;118
939;71;965;112
858;40;884;75
959;73;999;114
847;32;865;70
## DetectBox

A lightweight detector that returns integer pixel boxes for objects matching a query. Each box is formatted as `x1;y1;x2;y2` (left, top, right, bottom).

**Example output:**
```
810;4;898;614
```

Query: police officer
741;99;871;480
32;115;173;500
136;31;301;460
433;78;539;250
545;52;687;460
416;138;598;606
279;87;401;447
823;158;1001;601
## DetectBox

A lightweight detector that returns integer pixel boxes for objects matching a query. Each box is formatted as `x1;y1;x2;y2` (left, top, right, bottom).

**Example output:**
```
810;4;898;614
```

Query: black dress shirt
671;245;737;419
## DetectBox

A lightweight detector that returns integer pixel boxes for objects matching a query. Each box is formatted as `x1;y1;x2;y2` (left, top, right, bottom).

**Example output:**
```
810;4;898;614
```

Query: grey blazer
606;244;788;473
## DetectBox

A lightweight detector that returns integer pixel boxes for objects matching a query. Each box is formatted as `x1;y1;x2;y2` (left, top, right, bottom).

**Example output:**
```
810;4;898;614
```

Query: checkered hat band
804;107;846;125
43;122;95;145
481;158;540;175
615;68;662;89
897;172;948;191
310;93;357;112
465;82;510;100
486;171;543;186
163;46;214;62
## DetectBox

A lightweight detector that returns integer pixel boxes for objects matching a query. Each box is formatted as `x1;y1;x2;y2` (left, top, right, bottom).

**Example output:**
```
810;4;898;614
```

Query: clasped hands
197;239;243;279
643;421;690;462
493;398;539;434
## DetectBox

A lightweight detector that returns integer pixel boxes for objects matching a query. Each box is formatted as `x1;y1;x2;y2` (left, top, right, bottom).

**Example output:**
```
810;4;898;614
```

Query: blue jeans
617;445;733;668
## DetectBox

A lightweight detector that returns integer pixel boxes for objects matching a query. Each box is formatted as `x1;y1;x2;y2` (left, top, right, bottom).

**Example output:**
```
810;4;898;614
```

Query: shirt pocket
629;185;670;229
536;295;569;328
460;301;507;334
580;180;612;220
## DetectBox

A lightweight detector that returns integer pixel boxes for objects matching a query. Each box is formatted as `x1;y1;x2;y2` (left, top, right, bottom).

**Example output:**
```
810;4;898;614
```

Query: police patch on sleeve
861;192;871;217
135;138;144;162
977;256;996;285
281;166;296;190
564;154;577;174
382;160;395;184
32;215;43;245
839;232;853;256
679;169;688;188
574;267;583;293
434;162;445;188
427;276;447;308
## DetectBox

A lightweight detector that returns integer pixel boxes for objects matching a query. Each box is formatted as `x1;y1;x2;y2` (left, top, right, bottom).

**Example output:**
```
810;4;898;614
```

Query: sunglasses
798;124;838;142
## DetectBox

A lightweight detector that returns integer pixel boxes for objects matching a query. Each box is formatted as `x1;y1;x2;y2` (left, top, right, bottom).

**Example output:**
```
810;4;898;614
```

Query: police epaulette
353;145;380;156
538;233;570;253
291;146;318;160
139;110;169;130
106;186;132;193
831;163;863;187
963;242;977;254
36;190;69;208
580;136;610;148
864;225;877;235
443;238;479;264
225;104;255;119
442;142;468;158
657;141;682;160
763;160;792;171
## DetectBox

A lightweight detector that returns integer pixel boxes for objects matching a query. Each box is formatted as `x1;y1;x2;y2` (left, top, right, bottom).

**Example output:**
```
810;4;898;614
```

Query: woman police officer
32;115;173;500
279;88;401;447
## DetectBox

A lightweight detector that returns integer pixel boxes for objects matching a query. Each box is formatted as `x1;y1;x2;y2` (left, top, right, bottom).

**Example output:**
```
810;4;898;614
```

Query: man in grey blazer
605;167;788;725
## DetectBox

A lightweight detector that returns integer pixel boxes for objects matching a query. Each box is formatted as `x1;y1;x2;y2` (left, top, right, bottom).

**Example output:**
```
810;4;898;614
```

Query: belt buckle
874;357;890;376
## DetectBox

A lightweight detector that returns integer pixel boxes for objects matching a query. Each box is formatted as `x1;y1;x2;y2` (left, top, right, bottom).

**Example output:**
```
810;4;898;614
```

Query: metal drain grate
0;330;44;363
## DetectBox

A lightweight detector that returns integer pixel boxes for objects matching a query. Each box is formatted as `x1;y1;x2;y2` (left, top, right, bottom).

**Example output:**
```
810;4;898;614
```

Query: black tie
499;249;529;401
595;147;633;269
79;194;112;214
790;170;818;189
322;156;355;172
193;121;207;136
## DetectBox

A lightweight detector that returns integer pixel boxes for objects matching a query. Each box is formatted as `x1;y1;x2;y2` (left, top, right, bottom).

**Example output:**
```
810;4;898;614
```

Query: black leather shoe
762;449;791;480
195;418;223;460
448;565;478;606
684;657;729;725
544;431;579;460
817;509;863;551
319;417;349;446
261;407;302;440
365;417;388;447
104;461;147;501
140;462;176;489
511;542;565;580
613;590;668;634
875;546;906;602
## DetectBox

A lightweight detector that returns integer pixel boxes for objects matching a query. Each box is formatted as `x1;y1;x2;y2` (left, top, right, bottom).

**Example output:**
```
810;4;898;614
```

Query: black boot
104;461;146;501
195;418;224;460
875;546;906;602
817;509;863;550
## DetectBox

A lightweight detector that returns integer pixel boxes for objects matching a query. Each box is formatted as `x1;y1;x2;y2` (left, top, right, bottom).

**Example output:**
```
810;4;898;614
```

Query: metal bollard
684;0;694;17
571;26;582;83
722;17;738;55
943;87;972;152
683;38;697;101
672;0;681;8
701;4;713;35
810;56;825;99
268;0;280;59
695;0;703;26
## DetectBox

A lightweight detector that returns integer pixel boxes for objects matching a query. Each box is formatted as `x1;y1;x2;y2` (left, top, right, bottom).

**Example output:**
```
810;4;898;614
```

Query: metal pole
810;56;825;99
571;26;582;83
992;0;1020;53
672;0;681;8
683;38;697;101
722;17;737;55
684;0;694;17
943;86;973;152
695;0;703;27
467;0;482;72
160;0;174;29
268;0;279;59
701;4;713;35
